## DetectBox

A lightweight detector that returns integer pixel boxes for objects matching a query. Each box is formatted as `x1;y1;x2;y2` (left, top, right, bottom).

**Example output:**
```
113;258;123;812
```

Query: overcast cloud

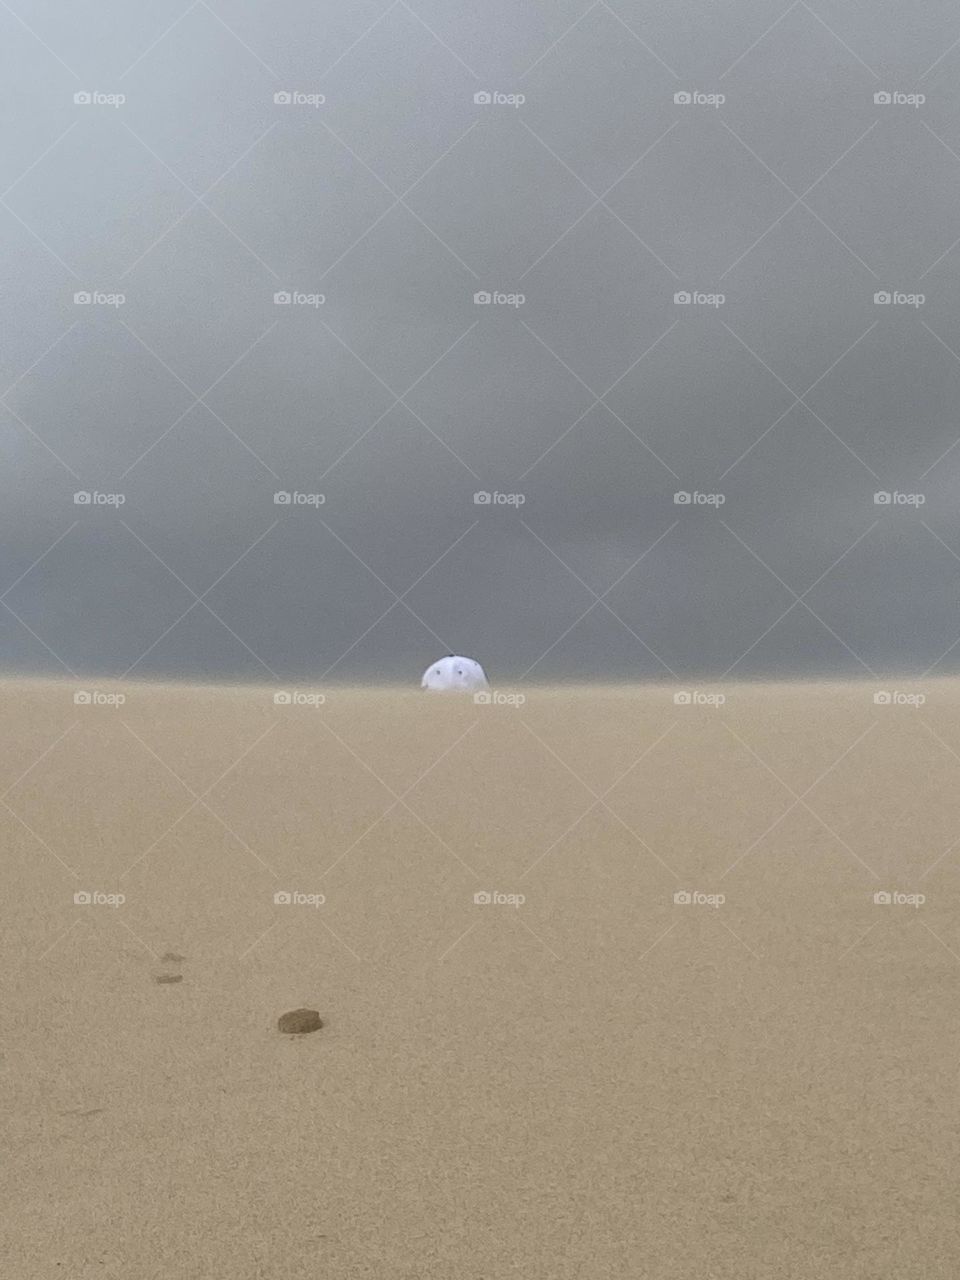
3;0;960;683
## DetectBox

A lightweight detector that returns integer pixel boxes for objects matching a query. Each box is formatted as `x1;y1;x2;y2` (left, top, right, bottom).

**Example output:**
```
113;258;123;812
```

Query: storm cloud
2;0;960;683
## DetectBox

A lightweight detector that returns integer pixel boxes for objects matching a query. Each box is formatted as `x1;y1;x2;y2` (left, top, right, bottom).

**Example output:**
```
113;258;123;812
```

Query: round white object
421;655;489;692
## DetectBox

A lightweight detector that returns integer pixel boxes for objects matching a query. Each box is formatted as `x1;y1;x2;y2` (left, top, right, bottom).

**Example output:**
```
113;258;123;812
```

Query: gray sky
3;0;960;682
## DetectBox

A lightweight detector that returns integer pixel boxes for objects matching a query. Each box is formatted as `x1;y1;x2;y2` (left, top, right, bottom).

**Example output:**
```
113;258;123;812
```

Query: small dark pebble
155;973;183;984
278;1008;323;1034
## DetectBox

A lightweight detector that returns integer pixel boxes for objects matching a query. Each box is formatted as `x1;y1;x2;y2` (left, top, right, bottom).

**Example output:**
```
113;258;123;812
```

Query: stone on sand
278;1008;323;1034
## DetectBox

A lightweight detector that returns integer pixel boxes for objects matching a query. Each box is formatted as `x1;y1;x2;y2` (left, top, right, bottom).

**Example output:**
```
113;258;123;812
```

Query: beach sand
2;677;959;1277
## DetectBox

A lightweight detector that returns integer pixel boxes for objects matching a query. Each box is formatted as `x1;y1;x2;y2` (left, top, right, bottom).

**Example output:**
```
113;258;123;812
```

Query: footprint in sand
154;951;186;983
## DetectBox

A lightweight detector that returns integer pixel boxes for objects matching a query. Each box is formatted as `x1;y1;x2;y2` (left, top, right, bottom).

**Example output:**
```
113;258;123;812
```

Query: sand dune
2;677;959;1277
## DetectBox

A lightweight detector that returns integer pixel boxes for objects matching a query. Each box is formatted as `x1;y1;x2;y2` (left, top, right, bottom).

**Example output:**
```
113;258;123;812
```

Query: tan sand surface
2;677;959;1277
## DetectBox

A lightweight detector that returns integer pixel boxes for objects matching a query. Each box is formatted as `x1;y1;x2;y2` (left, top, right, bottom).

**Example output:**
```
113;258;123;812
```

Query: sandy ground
2;676;959;1278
